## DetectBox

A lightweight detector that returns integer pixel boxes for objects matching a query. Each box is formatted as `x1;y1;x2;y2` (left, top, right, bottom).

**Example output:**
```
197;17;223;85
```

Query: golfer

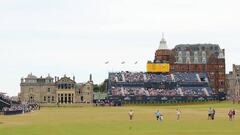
176;108;181;120
155;110;161;120
128;109;134;120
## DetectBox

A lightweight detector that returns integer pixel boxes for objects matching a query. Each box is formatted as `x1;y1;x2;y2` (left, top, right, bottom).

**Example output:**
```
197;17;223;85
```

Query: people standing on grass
212;108;215;120
176;108;181;120
232;109;236;120
155;110;161;120
228;109;233;121
208;108;213;120
128;109;134;120
159;113;164;122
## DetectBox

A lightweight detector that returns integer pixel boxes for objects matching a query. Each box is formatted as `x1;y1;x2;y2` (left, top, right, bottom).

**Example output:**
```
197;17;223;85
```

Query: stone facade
19;73;93;104
226;64;240;96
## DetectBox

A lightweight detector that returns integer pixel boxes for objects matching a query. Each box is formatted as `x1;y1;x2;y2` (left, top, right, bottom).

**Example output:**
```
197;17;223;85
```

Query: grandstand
107;72;218;104
0;93;11;111
0;92;35;115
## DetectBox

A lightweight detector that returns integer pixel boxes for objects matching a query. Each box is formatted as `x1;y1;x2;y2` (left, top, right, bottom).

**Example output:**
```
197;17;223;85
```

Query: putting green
0;102;239;135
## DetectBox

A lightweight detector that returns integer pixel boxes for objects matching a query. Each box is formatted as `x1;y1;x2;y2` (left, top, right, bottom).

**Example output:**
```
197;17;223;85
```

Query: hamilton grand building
147;36;226;92
19;73;93;104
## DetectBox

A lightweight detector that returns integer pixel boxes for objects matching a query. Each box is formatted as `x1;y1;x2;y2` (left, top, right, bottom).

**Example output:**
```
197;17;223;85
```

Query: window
186;57;191;64
194;65;198;71
202;65;206;71
178;57;183;63
48;88;51;93
48;96;51;103
178;51;182;57
178;65;182;70
186;51;190;57
52;96;54;102
220;81;224;86
187;65;190;71
44;96;46;101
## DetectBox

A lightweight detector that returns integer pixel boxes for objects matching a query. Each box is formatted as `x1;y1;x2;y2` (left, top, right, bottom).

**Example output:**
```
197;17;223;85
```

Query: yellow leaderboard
147;63;170;73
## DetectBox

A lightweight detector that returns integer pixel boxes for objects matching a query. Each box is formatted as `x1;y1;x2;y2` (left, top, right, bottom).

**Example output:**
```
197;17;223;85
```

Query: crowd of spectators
111;87;181;97
173;72;199;82
147;88;179;96
110;71;173;83
109;72;123;82
180;87;209;96
146;74;172;82
109;72;207;83
2;103;40;113
111;86;212;97
124;71;145;82
109;71;213;97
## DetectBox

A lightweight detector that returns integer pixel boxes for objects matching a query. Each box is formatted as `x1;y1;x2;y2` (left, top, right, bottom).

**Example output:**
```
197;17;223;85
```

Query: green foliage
93;84;100;92
93;79;108;92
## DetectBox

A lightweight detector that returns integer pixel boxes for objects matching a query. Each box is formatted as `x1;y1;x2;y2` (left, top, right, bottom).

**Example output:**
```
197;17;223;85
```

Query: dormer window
178;51;182;57
202;51;206;58
186;51;190;57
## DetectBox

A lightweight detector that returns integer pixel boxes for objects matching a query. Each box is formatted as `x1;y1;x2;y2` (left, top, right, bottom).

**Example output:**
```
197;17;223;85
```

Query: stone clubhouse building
19;73;93;104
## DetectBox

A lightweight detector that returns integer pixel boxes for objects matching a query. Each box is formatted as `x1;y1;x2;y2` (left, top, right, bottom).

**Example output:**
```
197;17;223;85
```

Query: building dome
27;73;37;79
46;73;53;79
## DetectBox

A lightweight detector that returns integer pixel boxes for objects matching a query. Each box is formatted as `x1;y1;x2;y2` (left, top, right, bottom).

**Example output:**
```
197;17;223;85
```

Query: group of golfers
128;108;237;121
128;108;181;121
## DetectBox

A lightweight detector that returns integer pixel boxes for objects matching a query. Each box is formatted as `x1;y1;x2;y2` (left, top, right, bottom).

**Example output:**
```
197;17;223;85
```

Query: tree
93;79;108;93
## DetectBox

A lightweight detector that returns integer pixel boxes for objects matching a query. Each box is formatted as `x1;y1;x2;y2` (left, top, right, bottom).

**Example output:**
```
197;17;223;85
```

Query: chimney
21;78;24;83
89;74;93;82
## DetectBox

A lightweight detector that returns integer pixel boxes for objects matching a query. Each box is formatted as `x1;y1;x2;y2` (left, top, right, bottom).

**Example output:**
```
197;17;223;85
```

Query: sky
0;0;240;96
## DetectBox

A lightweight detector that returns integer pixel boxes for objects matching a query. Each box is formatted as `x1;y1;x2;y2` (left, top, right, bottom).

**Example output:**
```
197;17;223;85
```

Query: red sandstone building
152;36;225;92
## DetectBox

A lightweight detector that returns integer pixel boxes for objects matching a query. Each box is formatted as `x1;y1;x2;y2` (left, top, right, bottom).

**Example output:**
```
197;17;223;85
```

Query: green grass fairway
0;102;240;135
